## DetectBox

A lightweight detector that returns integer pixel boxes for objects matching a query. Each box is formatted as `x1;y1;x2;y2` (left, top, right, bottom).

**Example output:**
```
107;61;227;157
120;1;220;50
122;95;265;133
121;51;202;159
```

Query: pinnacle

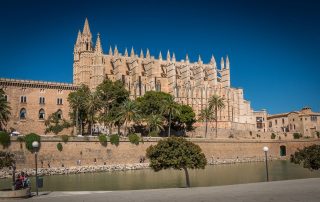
76;30;82;44
159;51;163;60
94;33;103;55
167;50;171;61
140;49;144;58
83;17;91;35
130;47;135;57
109;46;113;56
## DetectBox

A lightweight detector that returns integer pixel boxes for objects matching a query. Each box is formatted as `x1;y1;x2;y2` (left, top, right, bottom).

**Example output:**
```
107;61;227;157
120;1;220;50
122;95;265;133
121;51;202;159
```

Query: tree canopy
45;110;71;135
0;151;15;169
146;137;207;187
290;144;320;170
0;89;11;131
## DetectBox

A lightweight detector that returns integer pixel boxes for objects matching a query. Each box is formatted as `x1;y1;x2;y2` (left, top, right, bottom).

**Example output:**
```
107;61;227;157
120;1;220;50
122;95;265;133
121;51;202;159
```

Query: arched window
20;108;26;120
57;109;62;120
39;109;45;120
280;145;286;156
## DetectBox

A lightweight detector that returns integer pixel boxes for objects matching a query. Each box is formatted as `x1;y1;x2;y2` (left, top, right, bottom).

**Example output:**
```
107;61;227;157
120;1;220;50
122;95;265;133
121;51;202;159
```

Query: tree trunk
215;106;218;138
205;118;208;138
168;110;172;137
76;107;79;135
124;121;127;136
183;167;190;188
90;119;93;136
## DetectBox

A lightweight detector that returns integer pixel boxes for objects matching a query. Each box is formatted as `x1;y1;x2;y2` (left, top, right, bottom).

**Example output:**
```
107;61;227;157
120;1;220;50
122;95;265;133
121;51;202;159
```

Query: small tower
109;46;113;56
220;57;225;70
167;50;171;62
146;49;151;59
220;56;230;88
140;49;144;59
80;18;93;52
73;30;82;61
124;48;128;57
130;47;135;57
172;52;176;62
159;51;163;61
91;33;104;89
186;54;189;63
114;45;119;56
198;55;202;64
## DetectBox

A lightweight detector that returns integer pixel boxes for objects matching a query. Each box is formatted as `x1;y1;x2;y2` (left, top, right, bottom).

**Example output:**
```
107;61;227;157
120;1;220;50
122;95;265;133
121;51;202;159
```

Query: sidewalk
8;178;320;202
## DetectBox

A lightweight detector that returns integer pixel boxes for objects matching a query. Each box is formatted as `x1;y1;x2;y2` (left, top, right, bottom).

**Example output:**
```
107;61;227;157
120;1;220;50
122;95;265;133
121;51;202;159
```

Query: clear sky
0;0;319;114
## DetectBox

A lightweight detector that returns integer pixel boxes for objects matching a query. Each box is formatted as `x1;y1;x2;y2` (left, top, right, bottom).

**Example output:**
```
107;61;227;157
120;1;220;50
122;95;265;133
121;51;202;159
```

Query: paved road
7;178;320;202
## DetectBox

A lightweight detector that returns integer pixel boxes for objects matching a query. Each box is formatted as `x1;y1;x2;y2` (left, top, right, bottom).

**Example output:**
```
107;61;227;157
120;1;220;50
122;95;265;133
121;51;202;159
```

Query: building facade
0;78;77;135
73;18;256;131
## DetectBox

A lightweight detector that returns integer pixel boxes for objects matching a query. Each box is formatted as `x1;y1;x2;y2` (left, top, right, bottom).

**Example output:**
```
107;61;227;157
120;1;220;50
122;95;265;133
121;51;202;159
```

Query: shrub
25;133;41;152
316;131;320;138
128;133;140;145
110;134;120;146
271;133;276;139
98;135;108;146
293;133;302;139
148;130;159;137
0;131;10;148
57;142;63;152
61;135;69;143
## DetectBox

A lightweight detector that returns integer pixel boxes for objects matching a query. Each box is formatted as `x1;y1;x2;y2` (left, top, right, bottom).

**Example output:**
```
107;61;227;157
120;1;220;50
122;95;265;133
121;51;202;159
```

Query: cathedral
1;18;256;135
73;18;255;130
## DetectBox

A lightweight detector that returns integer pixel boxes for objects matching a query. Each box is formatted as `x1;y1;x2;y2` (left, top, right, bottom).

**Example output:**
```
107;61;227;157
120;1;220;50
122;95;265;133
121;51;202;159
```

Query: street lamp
263;146;269;182
32;141;39;196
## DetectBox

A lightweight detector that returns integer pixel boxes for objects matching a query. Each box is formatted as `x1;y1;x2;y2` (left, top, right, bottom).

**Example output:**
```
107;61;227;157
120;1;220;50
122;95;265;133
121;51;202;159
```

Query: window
311;116;317;122
282;118;284;124
39;97;45;104
275;120;278;125
57;98;63;105
40;89;45;93
293;124;296;130
269;121;272;127
293;119;295;122
20;96;27;103
57;109;62;119
39;109;45;120
20;108;26;119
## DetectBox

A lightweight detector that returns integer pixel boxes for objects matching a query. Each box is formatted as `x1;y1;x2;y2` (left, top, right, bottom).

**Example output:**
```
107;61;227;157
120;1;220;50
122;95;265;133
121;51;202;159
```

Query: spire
130;47;135;57
109;46;113;56
159;51;163;60
221;57;225;69
76;30;82;44
210;55;216;65
114;45;119;56
82;17;91;35
198;55;202;64
94;33;103;55
172;52;176;62
167;50;171;61
226;55;230;69
186;54;189;62
124;48;128;57
146;48;150;59
140;49;144;58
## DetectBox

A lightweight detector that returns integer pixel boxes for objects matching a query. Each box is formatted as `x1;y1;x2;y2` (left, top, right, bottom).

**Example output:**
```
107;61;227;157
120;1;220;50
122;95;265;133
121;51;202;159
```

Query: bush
110;134;120;146
0;131;10;148
148;130;159;137
316;131;320;138
271;133;276;139
293;133;302;139
25;133;41;152
98;135;108;146
61;135;69;143
57;142;63;152
128;133;140;145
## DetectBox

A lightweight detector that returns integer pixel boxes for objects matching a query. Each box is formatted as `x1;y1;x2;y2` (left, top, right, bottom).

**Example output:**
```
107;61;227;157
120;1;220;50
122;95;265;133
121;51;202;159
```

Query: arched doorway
280;145;286;156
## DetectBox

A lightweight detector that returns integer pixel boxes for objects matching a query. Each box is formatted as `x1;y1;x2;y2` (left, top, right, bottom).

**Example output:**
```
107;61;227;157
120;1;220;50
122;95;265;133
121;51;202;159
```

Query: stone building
73;18;256;131
264;107;320;137
0;78;77;135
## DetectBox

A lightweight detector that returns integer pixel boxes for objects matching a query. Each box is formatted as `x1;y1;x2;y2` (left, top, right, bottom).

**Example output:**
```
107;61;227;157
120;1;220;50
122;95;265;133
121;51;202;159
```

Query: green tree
96;79;129;133
45;110;71;135
208;94;225;138
0;131;11;148
85;91;102;136
146;114;164;135
172;104;196;133
146;137;207;187
162;96;180;137
291;144;320;170
68;84;90;135
0;89;11;131
116;100;140;136
198;107;214;138
136;91;172;116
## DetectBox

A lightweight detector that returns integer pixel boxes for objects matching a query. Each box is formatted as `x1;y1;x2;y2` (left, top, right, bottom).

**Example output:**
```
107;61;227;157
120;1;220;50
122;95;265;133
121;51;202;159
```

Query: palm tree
198;107;214;138
162;96;180;137
208;94;225;138
116;100;140;136
85;92;102;136
0;89;11;131
146;114;164;135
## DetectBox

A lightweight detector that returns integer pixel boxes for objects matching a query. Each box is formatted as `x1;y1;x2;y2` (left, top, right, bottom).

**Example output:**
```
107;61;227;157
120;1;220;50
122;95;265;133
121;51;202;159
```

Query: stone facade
0;78;77;135
73;18;255;131
254;107;320;137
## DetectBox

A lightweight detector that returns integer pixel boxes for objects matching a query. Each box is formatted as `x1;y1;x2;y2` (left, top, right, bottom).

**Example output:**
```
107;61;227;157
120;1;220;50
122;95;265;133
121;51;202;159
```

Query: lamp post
32;141;39;196
263;146;269;182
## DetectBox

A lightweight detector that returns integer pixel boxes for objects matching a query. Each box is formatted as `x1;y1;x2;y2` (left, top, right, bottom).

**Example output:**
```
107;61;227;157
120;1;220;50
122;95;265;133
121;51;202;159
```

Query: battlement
0;78;78;90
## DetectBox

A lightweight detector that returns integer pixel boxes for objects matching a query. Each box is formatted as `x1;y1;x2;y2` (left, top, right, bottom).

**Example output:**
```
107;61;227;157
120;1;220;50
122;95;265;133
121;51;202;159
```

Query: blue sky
0;0;319;114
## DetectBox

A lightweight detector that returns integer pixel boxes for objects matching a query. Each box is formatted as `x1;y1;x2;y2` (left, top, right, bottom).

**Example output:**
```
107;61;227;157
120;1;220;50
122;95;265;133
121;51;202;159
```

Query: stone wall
1;137;319;169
